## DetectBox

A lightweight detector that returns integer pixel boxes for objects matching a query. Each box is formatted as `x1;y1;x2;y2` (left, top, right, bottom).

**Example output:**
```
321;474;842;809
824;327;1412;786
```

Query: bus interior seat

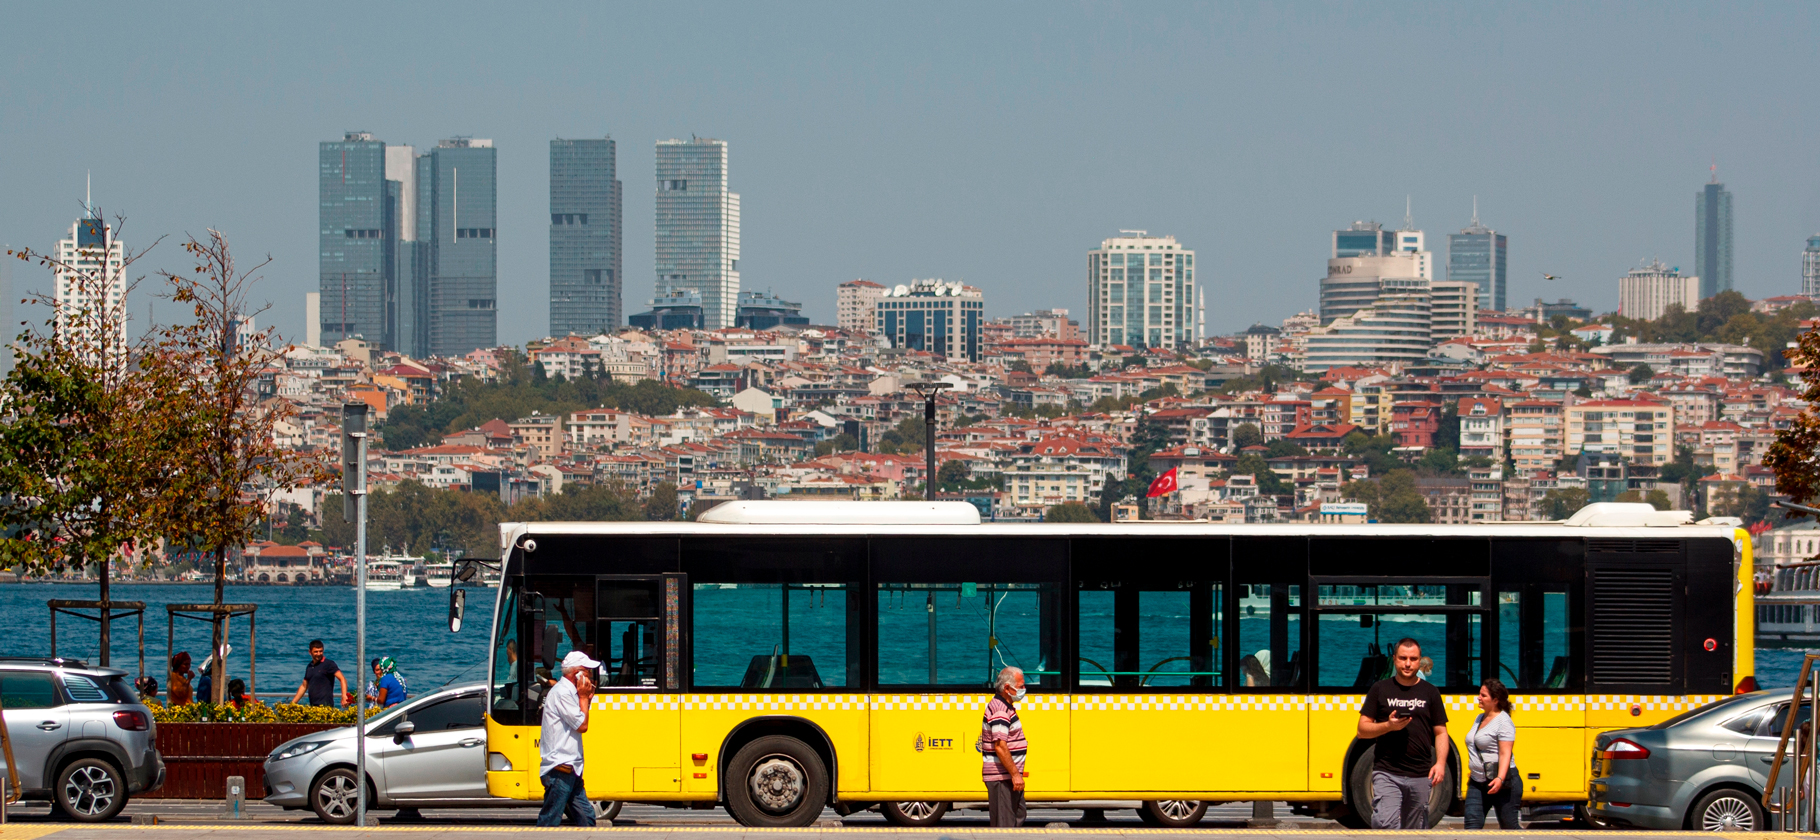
1353;643;1388;690
1544;655;1569;689
1278;649;1305;688
741;655;823;689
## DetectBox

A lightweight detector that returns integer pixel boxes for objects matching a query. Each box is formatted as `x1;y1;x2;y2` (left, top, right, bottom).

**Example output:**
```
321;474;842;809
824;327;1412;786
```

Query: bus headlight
488;752;513;772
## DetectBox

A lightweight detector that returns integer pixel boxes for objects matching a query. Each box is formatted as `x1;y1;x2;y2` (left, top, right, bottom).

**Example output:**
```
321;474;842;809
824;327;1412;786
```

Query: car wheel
881;801;950;826
310;767;362;825
724;735;830;827
594;800;623;822
1139;800;1208;827
1690;788;1764;831
55;758;126;822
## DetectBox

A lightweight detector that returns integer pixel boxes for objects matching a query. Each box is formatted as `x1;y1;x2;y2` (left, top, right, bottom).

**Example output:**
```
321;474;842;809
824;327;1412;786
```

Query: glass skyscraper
1086;232;1195;348
1697;178;1733;298
655;138;740;329
1448;218;1508;312
1804;234;1820;298
549;138;623;337
417;138;498;357
318;133;392;347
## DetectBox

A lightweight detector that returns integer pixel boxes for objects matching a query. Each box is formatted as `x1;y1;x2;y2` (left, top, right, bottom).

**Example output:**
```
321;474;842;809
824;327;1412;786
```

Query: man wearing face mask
978;666;1028;828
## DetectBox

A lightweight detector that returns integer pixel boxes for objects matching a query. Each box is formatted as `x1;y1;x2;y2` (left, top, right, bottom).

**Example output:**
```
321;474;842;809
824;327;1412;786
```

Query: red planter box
149;722;340;800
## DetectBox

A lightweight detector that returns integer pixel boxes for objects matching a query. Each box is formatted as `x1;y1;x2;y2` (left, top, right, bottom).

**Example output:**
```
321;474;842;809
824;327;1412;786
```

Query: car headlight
271;741;332;762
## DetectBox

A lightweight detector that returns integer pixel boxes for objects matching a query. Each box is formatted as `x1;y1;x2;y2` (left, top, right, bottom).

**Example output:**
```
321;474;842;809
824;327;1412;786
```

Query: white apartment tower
53;213;126;336
655;137;740;329
1087;231;1195;348
1618;260;1700;321
837;279;885;332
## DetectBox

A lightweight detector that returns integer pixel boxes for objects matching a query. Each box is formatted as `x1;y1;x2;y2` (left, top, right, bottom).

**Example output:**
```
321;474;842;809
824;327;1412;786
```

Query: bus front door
585;575;684;796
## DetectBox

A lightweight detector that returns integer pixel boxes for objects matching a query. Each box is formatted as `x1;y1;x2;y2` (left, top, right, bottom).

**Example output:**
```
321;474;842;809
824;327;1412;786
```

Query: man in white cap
536;649;600;827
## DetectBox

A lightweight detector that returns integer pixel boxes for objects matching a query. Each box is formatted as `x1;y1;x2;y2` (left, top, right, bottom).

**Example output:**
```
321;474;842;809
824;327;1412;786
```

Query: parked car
0;656;165;821
262;682;618;824
1590;690;1803;831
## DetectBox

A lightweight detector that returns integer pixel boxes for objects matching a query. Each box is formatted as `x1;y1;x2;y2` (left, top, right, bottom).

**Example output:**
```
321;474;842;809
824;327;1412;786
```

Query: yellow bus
476;501;1753;827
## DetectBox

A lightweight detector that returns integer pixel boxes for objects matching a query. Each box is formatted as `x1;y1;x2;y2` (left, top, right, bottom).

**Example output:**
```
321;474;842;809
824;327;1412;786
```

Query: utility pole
341;403;370;826
904;381;952;501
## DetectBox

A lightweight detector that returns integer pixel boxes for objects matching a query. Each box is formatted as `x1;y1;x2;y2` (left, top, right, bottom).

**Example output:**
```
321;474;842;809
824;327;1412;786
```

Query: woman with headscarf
371;657;408;707
168;653;194;705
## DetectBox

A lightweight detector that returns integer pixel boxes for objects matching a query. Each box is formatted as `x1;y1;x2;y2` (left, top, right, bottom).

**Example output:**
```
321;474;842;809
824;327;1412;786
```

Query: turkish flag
1146;467;1179;498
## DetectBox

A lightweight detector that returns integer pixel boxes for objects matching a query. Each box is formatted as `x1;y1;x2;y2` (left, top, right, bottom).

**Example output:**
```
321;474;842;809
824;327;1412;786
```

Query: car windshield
1649;694;1760;730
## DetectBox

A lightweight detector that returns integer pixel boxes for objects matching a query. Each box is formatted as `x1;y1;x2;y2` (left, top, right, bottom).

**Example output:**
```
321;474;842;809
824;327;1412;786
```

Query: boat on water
423;559;454;588
1757;559;1820;646
364;558;408;591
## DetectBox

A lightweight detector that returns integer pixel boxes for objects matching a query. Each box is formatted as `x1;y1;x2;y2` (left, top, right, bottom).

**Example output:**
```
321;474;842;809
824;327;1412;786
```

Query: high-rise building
837;279;885;332
1302;285;1432;373
1086;231;1195;348
1321;219;1434;325
656;138;740;329
1803;235;1820;298
319;133;391;348
53;212;125;338
875;279;984;361
1448;205;1508;311
304;292;321;347
1696;176;1733;298
550;137;623;337
417;138;498;357
1333;221;1397;258
735;290;808;330
1618;260;1700;321
1430;280;1479;339
385;144;419;355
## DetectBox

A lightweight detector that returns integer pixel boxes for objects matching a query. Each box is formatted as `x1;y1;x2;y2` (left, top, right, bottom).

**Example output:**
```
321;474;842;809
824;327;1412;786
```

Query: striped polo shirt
979;695;1027;782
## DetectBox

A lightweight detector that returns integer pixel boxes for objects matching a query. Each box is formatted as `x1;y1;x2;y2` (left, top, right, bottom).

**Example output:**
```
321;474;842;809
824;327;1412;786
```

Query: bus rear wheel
1341;738;1458;829
881;801;950;826
725;735;830;827
1138;800;1208;827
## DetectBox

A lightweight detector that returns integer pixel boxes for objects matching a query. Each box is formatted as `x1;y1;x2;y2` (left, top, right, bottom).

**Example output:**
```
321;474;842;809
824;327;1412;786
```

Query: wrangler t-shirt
1361;677;1448;777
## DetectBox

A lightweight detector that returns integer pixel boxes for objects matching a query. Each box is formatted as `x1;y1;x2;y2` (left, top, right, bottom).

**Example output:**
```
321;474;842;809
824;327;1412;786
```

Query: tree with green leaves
1232;422;1264;451
1767;325;1820;514
1341;469;1432;524
1627;363;1656;385
644;483;679;521
814;432;860;457
1539;487;1592;520
1043;501;1100;523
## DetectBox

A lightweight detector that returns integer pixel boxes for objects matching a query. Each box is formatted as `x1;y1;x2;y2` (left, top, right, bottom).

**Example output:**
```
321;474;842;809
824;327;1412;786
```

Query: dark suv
0;658;164;821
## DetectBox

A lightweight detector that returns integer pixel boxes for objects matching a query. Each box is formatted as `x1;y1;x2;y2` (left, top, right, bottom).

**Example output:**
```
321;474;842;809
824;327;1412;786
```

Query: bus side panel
1307;698;1357;792
1508;697;1587;799
584;697;680;797
1072;696;1304;792
677;695;871;796
1018;698;1069;796
870;695;994;795
485;718;540;799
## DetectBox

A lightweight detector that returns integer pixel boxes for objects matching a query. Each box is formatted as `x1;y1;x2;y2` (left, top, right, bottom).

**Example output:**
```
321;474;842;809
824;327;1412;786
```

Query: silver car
1590;690;1803;831
0;657;165;821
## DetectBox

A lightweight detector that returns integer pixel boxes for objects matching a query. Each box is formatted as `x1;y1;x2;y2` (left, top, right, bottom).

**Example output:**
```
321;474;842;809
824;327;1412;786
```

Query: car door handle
460;738;483;748
37;721;61;731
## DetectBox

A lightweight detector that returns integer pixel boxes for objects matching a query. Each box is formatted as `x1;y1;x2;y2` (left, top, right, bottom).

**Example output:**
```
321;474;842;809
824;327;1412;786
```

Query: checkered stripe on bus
1585;694;1724;711
1072;695;1306;711
682;694;869;711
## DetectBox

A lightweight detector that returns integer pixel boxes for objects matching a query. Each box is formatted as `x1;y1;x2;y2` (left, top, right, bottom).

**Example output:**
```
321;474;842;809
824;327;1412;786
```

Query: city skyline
6;4;1820;345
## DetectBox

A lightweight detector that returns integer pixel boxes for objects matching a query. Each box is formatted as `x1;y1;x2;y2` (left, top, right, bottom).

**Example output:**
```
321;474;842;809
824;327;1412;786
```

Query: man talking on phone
1357;638;1449;829
537;650;600;827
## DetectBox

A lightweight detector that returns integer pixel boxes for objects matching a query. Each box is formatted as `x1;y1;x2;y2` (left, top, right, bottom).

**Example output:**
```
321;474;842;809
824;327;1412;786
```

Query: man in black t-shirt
290;639;348;706
1357;638;1450;829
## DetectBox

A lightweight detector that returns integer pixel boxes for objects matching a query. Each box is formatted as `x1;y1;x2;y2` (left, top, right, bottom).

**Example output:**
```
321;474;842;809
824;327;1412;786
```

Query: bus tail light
1737;676;1760;694
1602;739;1650;760
488;752;513;772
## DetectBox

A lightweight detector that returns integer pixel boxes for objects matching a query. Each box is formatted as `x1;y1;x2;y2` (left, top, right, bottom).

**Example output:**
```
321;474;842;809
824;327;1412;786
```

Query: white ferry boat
423;559;454;588
364;558;407;591
1758;560;1820;646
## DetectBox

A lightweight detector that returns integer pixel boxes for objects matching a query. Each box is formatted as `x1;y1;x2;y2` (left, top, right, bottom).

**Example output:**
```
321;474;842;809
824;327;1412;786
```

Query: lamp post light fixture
903;380;953;501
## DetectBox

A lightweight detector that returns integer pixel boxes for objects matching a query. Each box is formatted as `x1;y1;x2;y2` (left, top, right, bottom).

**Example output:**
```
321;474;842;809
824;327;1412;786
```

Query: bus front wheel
725;735;831;828
1340;737;1459;829
1138;800;1208;827
881;801;950;826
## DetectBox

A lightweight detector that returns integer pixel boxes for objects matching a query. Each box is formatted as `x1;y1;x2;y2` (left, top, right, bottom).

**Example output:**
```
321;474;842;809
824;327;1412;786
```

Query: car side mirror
449;587;465;633
394;720;415;743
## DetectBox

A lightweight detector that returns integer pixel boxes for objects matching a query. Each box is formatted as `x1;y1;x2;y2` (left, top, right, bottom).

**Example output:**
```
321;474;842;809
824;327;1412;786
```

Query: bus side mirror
449;587;466;633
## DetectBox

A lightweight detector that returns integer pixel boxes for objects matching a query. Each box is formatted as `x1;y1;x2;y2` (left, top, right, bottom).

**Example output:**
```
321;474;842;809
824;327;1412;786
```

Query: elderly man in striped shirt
979;666;1028;827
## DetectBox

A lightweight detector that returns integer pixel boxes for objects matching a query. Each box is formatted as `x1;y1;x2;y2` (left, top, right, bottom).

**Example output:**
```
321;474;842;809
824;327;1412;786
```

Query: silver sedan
1589;690;1803;831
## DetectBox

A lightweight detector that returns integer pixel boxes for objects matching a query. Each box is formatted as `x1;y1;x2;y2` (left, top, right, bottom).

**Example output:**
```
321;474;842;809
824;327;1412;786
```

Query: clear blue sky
4;2;1818;346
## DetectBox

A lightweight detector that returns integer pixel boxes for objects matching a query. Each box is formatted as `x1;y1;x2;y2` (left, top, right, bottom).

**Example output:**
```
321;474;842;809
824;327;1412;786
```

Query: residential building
1302;286;1432;372
1414;476;1473;524
875;279;983;361
837;280;885;332
1320;253;1429;324
1086;231;1196;348
1448;211;1509;311
1618;260;1700;321
52;212;124;338
1457;397;1504;462
509;413;563;461
1507;400;1564;475
1755;520;1820;568
549;137;623;337
1589;342;1764;378
1564;398;1675;466
319;133;393;348
1697;176;1733;298
656;137;740;329
1805;235;1820;298
734;290;808;330
418;137;498;357
1008;309;1079;340
1391;400;1442;449
1430;279;1478;339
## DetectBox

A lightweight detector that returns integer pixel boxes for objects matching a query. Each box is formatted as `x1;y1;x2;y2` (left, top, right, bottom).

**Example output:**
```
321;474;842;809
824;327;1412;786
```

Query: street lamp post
903;381;952;501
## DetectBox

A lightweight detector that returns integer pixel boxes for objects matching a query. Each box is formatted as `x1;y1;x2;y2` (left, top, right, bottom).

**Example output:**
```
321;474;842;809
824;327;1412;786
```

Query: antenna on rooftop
1710;158;1718;184
86;171;92;214
1403;196;1413;231
1471;195;1479;227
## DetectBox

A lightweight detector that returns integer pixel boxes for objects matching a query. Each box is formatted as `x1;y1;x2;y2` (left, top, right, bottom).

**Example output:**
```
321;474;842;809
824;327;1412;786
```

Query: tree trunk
212;544;226;704
97;556;110;666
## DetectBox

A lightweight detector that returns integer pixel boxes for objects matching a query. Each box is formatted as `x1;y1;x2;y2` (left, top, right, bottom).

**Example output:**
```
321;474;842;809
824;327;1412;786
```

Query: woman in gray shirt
1464;678;1519;829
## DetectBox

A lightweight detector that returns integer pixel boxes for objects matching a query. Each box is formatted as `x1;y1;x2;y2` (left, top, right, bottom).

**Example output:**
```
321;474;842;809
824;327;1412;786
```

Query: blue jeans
537;768;595;827
1463;768;1521;829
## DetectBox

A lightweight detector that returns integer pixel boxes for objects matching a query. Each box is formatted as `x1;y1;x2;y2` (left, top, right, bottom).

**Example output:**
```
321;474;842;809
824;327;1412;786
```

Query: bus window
1077;583;1222;690
1237;583;1302;689
1314;584;1484;692
491;586;521;719
877;582;1062;689
526;576;597;675
691;584;852;689
1495;585;1575;690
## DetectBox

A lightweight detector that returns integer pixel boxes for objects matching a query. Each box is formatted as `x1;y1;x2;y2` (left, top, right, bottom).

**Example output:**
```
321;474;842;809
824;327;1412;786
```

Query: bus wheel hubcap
1158;801;1198;820
751;757;804;812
